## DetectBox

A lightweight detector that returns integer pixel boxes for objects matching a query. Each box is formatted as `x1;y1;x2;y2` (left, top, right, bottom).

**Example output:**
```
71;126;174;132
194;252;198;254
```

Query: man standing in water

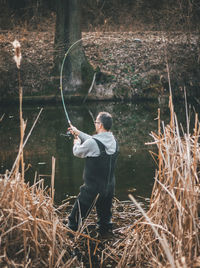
67;111;118;236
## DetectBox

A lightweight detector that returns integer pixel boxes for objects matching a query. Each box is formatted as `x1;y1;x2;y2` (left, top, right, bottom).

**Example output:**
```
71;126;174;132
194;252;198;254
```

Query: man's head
95;112;112;132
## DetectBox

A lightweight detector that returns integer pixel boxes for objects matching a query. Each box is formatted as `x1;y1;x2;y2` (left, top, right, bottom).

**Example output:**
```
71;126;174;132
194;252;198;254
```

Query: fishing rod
59;35;120;136
59;38;84;138
60;38;86;126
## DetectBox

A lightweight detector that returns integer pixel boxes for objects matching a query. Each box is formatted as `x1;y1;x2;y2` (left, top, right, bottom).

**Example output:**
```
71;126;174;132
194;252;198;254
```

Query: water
0;99;198;204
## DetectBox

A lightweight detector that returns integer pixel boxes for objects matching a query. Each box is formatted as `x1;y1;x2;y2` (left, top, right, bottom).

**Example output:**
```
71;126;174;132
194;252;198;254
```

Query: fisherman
67;111;118;236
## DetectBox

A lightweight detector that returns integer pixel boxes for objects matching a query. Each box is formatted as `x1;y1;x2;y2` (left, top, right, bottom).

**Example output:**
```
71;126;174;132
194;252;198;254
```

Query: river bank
0;19;199;102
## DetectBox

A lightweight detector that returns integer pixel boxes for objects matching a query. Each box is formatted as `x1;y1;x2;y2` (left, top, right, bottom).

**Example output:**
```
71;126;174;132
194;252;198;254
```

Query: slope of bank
0;25;199;102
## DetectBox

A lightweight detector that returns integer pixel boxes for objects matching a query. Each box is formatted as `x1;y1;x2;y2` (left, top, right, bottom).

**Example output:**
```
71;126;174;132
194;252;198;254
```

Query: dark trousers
68;184;114;232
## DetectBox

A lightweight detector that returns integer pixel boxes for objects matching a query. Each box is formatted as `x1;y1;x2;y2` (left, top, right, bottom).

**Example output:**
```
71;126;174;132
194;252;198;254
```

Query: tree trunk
54;0;93;93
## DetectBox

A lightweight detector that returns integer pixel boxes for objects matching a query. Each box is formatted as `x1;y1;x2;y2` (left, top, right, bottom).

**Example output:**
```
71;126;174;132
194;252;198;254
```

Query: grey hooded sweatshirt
73;131;117;158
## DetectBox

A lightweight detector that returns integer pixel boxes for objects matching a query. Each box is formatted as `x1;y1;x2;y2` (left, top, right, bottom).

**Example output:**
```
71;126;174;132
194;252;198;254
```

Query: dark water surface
0;100;198;203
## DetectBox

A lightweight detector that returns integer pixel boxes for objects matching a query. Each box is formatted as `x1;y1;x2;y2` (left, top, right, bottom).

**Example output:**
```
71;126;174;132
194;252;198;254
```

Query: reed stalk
0;113;5;122
51;156;56;204
12;40;24;178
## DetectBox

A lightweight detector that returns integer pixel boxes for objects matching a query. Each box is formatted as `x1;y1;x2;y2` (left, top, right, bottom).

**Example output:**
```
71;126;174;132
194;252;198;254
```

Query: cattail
12;39;22;69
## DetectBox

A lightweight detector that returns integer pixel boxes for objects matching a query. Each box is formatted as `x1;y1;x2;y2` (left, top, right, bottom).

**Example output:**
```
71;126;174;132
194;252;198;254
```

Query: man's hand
68;124;80;137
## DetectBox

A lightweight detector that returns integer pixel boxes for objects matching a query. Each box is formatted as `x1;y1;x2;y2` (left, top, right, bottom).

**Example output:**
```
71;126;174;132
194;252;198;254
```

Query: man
67;111;118;236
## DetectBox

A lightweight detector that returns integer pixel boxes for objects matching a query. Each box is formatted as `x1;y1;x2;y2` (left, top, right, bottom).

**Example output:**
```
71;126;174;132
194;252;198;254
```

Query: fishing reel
60;131;73;139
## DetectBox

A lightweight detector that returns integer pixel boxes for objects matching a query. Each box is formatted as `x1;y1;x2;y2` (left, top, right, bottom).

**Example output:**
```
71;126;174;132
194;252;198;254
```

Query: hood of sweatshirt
92;132;117;154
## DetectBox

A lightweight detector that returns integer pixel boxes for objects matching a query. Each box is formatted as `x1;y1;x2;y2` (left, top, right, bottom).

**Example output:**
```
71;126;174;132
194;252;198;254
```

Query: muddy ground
0;18;200;101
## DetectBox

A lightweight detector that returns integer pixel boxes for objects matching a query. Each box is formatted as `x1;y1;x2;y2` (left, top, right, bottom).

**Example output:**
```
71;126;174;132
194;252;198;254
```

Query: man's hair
98;112;113;131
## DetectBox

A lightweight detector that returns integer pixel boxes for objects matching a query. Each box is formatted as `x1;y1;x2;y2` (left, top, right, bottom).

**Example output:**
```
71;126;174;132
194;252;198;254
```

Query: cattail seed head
12;39;22;69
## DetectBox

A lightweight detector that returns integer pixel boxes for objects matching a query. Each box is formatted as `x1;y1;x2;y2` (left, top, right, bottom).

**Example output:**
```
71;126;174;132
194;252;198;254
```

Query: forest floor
83;31;199;99
0;20;199;100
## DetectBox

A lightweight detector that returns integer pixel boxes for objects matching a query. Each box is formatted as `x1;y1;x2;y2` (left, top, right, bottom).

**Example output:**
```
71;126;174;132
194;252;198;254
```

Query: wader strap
93;138;118;154
93;138;106;154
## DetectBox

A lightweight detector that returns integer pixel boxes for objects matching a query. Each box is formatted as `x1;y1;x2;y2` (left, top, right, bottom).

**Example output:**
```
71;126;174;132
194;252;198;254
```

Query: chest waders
68;138;118;232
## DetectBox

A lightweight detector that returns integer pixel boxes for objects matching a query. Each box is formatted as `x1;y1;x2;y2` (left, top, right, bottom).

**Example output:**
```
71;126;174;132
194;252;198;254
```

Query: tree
54;0;94;93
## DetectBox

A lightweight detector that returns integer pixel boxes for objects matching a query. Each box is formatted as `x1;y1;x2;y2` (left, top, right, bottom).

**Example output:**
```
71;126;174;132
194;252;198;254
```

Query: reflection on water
0;100;198;203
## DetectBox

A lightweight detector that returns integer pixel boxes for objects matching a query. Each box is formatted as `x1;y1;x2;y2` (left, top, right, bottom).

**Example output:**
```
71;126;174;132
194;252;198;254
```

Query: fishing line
59;35;120;126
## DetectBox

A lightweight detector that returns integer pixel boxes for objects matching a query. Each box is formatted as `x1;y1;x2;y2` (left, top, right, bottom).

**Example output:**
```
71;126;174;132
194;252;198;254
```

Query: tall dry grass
0;39;74;266
0;169;70;267
105;96;200;267
0;40;101;267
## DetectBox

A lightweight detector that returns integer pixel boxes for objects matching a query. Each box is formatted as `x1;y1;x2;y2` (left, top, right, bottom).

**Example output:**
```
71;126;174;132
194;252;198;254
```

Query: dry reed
0;170;69;267
0;39;104;267
0;113;5;122
0;100;80;266
0;147;105;267
105;96;200;267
